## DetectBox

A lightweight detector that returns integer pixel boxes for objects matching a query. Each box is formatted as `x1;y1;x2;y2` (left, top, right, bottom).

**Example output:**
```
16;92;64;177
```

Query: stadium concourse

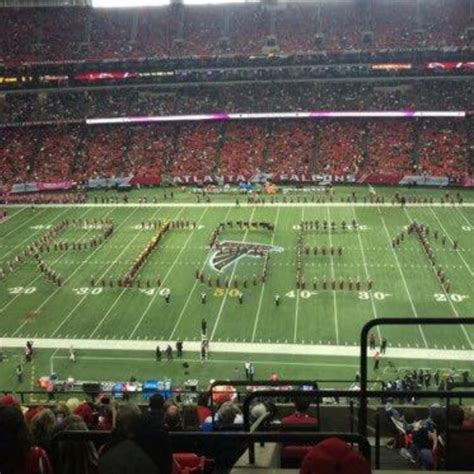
1;0;474;472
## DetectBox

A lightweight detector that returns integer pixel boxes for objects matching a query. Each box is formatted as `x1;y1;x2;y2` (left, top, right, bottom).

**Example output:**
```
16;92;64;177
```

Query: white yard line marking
0;208;69;262
0;207;25;228
3;337;474;362
0;208;93;313
11;207;135;337
293;208;305;343
378;208;429;348
0;208;47;240
404;208;473;349
90;207;183;339
351;206;382;342
429;208;473;276
456;207;473;227
210;207;257;340
49;207;156;338
169;207;232;340
252;207;280;342
128;208;207;339
326;205;340;345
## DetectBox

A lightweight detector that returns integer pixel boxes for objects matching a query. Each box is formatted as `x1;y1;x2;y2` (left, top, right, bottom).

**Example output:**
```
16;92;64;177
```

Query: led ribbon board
86;110;466;125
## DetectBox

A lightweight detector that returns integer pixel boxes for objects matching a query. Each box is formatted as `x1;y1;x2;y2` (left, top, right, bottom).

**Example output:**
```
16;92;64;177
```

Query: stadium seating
0;0;471;64
1;115;471;185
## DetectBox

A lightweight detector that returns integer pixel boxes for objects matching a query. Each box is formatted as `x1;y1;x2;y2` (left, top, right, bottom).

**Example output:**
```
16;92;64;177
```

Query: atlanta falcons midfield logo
210;241;283;272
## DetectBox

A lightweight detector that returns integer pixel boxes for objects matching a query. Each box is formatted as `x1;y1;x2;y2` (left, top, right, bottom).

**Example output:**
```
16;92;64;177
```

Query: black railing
53;430;372;463
359;317;474;438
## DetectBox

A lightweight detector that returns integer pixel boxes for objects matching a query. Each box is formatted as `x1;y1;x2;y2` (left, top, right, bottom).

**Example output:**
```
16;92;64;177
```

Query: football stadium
0;0;473;472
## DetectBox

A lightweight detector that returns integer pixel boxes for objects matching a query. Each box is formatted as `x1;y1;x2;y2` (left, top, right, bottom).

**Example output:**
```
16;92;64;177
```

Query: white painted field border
3;202;474;209
0;208;93;314
326;205;340;345
3;336;474;362
11;207;137;337
169;207;233;340
51;354;360;369
210;207;257;340
89;207;184;339
252;207;281;342
351;206;382;342
128;207;208;339
377;208;429;348
403;208;473;350
429;207;473;277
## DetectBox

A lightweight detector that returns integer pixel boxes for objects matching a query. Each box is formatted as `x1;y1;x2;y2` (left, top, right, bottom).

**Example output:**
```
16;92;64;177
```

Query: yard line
404;208;473;349
326;205;340;345
0;208;93;313
456;207;473;227
128;208;208;339
49;207;155;338
378;208;429;348
90;206;183;339
0;208;69;262
0;207;25;227
351;206;382;342
0;208;47;240
210;207;257;341
169;207;232;340
429;207;473;277
293;208;305;343
251;207;280;342
11;207;136;337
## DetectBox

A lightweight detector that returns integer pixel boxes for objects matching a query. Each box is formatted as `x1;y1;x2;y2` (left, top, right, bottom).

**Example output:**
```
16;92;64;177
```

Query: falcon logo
210;240;283;272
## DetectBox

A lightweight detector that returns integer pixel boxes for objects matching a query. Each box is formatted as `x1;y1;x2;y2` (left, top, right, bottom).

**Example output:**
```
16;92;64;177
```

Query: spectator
99;403;159;474
196;392;212;424
29;408;56;458
182;404;200;431
0;404;53;474
53;415;99;474
300;437;371;474
281;396;318;426
164;403;182;431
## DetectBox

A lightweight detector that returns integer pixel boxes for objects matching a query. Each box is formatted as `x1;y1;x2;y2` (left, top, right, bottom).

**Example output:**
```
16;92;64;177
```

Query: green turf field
0;186;473;393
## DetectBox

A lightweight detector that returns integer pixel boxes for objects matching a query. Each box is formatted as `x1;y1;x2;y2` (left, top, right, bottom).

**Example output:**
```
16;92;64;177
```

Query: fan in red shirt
197;392;212;425
281;396;318;426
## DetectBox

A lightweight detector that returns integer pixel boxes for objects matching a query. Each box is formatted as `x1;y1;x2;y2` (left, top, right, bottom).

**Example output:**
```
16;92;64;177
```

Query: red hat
0;394;18;406
300;438;371;474
24;406;44;424
74;403;94;426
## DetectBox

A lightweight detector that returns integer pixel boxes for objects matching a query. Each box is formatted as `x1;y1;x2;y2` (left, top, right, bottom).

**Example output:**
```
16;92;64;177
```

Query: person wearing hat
300;437;371;474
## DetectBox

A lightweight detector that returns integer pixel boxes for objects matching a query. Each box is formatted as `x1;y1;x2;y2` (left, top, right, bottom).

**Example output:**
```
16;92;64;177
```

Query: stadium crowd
1;383;473;473
0;117;470;186
0;0;470;65
2;81;471;124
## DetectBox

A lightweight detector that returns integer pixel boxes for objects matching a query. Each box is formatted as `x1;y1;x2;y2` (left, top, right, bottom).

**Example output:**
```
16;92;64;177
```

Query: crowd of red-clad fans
2;81;471;125
0;117;470;186
0;0;471;65
2;388;474;473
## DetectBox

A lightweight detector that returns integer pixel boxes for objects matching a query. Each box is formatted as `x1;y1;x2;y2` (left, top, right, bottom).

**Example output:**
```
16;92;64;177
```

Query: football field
0;186;473;392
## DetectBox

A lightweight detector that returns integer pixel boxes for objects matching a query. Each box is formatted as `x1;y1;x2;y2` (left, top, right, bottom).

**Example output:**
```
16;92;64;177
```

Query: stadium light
92;0;170;7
